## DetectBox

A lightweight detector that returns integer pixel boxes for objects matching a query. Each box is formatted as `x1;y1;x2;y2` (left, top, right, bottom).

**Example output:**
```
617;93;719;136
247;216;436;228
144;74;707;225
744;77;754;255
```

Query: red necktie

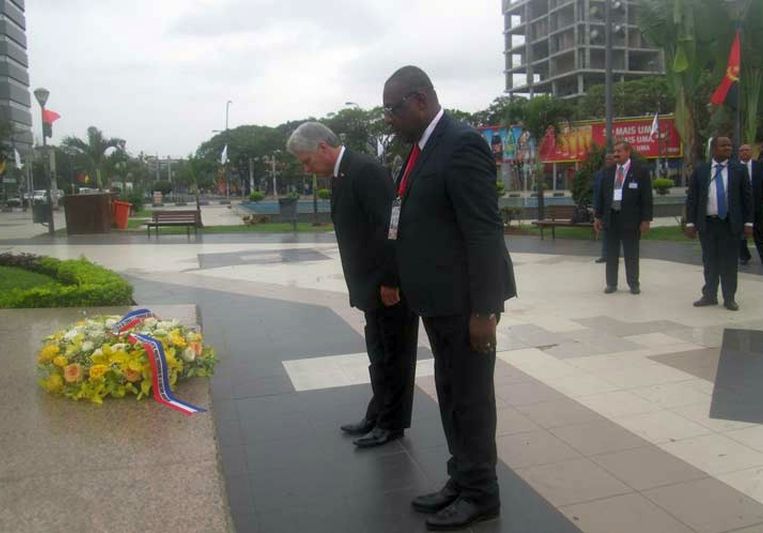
615;166;625;188
397;144;421;197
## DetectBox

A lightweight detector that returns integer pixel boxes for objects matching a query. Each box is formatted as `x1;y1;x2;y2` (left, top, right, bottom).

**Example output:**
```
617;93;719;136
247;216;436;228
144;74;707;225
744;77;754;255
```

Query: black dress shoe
412;483;460;514
724;300;740;311
594;257;606;263
340;418;374;436
693;297;718;307
353;427;403;448
629;286;640;295
604;286;617;294
425;498;500;531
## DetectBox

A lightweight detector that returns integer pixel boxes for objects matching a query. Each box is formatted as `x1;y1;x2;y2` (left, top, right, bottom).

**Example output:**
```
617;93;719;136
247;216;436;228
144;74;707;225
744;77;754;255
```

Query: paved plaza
3;207;763;532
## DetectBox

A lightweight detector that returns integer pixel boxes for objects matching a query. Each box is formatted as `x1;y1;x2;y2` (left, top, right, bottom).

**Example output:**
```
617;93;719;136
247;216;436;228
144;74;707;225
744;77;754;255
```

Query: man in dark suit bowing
382;65;516;531
594;141;653;294
738;144;763;265
286;122;419;448
686;136;753;310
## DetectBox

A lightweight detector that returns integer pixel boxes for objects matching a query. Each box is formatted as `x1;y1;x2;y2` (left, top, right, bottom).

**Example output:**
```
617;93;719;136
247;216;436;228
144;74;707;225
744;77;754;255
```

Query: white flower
104;318;117;328
143;317;158;328
82;341;94;352
157;320;177;330
111;343;128;351
181;347;196;362
93;348;103;358
64;328;81;341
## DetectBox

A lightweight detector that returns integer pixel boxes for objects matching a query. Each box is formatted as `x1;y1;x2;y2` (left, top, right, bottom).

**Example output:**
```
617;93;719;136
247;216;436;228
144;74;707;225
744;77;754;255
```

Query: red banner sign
538;116;682;163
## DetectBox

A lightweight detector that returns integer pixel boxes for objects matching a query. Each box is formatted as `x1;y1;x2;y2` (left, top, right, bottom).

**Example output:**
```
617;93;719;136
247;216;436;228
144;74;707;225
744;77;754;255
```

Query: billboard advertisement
480;115;682;164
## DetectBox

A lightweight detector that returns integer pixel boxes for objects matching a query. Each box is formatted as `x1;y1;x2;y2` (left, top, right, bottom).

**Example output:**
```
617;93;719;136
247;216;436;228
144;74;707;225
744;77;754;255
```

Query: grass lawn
513;224;690;242
0;265;62;291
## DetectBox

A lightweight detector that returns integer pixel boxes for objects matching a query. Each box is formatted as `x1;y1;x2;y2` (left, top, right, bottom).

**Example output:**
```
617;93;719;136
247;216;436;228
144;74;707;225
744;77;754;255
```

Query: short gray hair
286;122;340;154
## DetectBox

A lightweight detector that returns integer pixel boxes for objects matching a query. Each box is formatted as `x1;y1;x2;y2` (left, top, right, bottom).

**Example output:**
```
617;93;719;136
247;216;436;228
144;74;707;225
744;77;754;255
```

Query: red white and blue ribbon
113;309;206;416
128;332;207;416
113;308;154;334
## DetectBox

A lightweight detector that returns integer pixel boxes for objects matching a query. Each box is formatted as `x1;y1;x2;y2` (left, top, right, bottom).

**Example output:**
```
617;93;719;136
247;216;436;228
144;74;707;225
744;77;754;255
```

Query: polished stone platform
0;305;230;533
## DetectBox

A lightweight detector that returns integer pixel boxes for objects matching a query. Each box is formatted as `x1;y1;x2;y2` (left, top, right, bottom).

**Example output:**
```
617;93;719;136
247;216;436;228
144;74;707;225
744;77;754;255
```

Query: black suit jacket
745;160;763;227
594;161;653;230
331;148;397;312
394;113;516;317
686;160;753;236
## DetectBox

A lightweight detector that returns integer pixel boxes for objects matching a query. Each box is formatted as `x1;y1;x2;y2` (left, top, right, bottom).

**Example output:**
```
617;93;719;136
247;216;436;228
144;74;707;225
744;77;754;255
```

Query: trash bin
112;200;132;230
63;193;113;235
32;202;48;224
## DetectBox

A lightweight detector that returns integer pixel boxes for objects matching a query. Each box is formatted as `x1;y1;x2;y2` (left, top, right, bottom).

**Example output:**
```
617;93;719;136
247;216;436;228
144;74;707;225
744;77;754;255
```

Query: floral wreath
37;309;216;414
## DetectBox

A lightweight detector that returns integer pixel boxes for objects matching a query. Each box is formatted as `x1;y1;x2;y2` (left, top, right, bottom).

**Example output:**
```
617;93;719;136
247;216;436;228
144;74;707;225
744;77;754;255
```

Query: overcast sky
27;0;506;158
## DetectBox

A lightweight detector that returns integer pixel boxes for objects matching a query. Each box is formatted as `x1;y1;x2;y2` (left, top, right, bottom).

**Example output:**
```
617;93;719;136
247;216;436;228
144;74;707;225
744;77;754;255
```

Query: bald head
383;65;441;143
385;66;435;94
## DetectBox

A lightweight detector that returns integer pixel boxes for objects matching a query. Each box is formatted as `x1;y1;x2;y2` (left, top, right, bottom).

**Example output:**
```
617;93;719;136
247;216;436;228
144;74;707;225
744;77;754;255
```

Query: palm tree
61;126;124;190
638;0;734;177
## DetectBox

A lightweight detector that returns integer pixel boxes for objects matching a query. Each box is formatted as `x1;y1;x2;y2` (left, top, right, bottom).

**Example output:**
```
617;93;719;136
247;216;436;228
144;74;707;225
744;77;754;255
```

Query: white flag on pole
220;144;228;165
13;148;21;168
649;113;660;141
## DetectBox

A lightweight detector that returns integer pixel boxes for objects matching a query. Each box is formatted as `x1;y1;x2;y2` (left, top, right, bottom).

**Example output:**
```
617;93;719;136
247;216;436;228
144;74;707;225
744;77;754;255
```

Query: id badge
628;182;638;189
613;189;623;202
388;198;401;240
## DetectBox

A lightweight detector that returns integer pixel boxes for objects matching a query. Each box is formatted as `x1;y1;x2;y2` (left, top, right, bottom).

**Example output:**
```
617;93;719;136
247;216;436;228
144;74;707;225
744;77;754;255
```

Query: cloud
26;0;505;156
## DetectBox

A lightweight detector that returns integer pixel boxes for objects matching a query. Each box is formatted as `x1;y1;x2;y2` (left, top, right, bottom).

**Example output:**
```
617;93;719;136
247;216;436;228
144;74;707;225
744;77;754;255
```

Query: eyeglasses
383;92;418;116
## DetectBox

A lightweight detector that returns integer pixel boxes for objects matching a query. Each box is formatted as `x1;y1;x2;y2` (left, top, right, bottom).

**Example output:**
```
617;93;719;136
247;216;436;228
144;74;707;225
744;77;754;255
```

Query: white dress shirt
612;158;631;197
706;159;728;217
417;107;444;150
332;145;346;178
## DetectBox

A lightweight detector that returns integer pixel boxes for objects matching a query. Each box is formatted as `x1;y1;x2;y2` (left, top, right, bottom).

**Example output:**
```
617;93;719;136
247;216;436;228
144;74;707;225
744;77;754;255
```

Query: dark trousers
422;314;499;506
600;228;608;259
363;300;419;430
740;228;763;263
605;210;640;289
699;217;739;303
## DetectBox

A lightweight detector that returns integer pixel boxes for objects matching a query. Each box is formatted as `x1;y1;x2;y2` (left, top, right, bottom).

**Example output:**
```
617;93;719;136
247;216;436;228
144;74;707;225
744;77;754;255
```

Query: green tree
576;77;676;120
61;126;124;190
473;96;528;127
639;0;730;176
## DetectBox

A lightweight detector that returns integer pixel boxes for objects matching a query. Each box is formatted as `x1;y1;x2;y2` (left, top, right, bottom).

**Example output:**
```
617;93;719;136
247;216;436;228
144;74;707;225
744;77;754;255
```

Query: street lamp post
724;0;749;155
604;1;613;148
224;100;232;201
268;150;280;199
33;87;54;235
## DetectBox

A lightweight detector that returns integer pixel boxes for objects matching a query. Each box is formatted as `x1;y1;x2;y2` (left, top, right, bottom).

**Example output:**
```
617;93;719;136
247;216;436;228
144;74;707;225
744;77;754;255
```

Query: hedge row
0;253;133;308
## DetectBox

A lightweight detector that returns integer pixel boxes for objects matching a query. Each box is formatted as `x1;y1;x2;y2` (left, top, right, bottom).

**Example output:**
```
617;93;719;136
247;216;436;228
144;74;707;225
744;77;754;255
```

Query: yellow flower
37;344;60;363
167;329;187;348
89;364;108;381
53;355;68;367
109;350;128;365
42;373;64;393
64;363;83;383
123;367;141;383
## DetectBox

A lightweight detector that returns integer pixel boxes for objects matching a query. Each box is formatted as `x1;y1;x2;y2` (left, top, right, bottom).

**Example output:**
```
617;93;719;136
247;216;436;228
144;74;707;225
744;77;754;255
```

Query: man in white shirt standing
737;144;763;265
593;141;653;294
685;136;753;310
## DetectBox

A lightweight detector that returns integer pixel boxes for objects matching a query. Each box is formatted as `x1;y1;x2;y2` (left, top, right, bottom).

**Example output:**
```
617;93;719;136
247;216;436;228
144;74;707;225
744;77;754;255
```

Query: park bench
146;209;200;238
532;205;595;240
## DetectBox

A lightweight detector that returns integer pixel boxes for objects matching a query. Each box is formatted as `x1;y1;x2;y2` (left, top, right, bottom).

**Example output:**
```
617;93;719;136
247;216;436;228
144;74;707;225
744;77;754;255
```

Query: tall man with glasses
382;65;516;531
686;136;753;310
286;122;419;448
594;141;653;295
